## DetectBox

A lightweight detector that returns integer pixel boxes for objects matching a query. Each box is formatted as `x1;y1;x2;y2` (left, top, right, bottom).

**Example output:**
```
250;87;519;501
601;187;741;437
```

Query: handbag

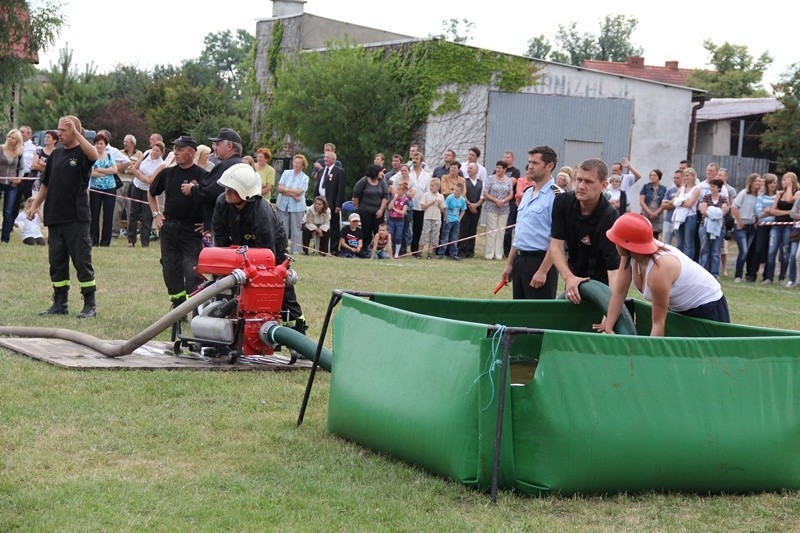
114;174;123;190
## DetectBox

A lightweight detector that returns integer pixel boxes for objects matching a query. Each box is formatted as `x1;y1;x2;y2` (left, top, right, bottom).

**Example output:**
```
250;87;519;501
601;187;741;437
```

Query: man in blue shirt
501;146;561;299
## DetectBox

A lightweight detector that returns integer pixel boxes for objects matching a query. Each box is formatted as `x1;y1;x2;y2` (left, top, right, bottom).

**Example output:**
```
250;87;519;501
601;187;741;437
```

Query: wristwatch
152;211;162;217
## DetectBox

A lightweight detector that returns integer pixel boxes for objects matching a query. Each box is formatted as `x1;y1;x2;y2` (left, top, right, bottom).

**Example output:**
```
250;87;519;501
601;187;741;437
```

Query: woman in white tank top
594;212;729;336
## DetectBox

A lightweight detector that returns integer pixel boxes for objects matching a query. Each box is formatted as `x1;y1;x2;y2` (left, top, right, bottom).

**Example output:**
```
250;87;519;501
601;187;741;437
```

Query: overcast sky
38;0;795;88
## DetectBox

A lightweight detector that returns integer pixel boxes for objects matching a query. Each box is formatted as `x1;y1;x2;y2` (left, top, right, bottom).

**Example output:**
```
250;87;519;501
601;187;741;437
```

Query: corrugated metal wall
486;92;634;169
691;154;770;192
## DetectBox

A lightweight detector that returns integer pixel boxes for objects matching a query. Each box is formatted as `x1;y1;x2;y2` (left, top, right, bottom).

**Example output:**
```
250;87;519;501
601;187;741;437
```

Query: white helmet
218;163;262;201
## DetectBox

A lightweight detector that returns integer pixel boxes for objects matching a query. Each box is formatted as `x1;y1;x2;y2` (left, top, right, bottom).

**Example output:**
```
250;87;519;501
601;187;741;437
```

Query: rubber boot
39;287;69;316
287;316;307;365
172;295;188;322
76;290;97;319
290;316;308;336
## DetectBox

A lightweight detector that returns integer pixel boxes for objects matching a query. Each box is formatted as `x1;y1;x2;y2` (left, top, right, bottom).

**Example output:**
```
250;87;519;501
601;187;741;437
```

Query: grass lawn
1;233;800;531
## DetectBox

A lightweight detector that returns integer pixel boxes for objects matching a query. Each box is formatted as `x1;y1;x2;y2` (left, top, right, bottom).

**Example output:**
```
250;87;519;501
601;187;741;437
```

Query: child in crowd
338;212;363;258
14;197;46;245
370;223;394;259
438;182;467;260
388;181;410;257
419;177;445;259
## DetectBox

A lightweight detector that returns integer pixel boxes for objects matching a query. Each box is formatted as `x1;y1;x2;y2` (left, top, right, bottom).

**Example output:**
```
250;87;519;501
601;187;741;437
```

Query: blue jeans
438;220;460;257
733;224;756;279
766;225;792;281
1;183;18;243
403;210;412;250
790;240;799;283
388;218;404;251
675;215;696;260
699;225;724;277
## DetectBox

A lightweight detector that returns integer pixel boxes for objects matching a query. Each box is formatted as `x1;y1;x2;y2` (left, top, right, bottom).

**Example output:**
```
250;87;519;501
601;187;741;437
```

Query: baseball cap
208;128;242;144
172;135;198;149
349;213;361;222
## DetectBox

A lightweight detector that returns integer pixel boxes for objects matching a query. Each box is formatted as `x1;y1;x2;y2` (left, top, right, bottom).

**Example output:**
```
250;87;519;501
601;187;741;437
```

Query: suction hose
260;322;332;371
557;279;637;335
0;271;247;357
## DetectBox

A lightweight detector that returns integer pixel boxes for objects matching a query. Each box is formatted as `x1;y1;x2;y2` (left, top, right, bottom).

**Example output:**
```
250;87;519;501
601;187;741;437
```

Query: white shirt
15;212;43;240
409;167;431;211
22;139;36;174
318;165;333;196
474;163;488;182
619;173;637;196
698;179;729;199
133;155;165;191
641;244;723;312
106;145;129;166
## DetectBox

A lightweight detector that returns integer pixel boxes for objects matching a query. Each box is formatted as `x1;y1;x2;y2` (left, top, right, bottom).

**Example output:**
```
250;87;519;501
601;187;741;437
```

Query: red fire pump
174;246;297;362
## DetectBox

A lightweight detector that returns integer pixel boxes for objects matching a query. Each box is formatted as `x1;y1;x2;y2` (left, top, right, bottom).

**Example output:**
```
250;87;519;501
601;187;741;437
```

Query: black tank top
776;197;794;222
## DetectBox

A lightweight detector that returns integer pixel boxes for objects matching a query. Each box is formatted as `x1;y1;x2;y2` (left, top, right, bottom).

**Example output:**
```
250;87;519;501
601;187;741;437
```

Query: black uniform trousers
47;221;95;292
160;219;204;301
458;206;482;257
512;250;557;300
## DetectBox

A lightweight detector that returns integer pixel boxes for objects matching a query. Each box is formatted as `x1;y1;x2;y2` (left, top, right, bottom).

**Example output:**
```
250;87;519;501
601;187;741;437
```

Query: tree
523;14;643;66
263;39;539;192
197;29;255;93
1;0;65;127
686;40;773;98
18;45;109;130
90;99;149;148
524;35;553;61
432;18;475;45
267;43;410;188
105;65;153;104
761;63;800;171
142;69;245;146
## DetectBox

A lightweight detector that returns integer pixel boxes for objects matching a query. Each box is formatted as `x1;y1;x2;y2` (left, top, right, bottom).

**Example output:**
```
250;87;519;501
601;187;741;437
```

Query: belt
517;249;546;257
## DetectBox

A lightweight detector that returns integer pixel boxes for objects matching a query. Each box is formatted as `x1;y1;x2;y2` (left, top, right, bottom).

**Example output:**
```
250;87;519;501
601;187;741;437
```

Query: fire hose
0;271;246;358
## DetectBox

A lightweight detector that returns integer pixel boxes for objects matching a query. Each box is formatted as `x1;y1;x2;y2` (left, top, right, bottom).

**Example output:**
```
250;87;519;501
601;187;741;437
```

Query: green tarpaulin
327;293;800;495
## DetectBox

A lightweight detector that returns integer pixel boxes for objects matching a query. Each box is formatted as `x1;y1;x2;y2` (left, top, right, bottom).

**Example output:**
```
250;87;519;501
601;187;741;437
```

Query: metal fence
691;154;770;191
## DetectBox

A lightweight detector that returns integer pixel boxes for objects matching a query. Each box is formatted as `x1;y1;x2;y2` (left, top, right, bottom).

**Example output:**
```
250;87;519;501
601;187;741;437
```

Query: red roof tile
582;57;696;87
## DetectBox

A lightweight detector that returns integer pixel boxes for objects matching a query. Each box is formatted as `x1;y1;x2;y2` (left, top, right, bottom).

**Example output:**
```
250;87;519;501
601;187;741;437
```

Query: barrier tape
289;222;517;259
88;187;150;205
754;221;798;226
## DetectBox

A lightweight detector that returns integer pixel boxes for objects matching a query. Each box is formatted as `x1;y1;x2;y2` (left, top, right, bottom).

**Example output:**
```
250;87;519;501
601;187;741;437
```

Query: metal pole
296;289;376;426
490;330;514;504
297;291;341;426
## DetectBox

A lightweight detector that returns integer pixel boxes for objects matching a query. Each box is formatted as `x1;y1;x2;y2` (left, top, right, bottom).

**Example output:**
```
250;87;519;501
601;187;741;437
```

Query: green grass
2;235;800;531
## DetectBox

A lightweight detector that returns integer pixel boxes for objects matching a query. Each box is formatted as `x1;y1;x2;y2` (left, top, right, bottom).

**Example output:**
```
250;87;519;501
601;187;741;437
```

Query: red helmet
606;213;658;255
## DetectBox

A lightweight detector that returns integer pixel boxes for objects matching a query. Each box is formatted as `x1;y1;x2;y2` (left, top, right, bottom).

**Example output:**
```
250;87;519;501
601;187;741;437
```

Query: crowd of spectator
5;124;800;292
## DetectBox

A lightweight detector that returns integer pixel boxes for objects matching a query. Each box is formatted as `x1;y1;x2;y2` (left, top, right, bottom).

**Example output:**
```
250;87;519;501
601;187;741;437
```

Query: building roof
582;56;694;86
696;98;784;122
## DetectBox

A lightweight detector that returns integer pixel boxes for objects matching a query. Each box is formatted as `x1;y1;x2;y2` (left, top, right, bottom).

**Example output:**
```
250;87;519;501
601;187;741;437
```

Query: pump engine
175;246;297;362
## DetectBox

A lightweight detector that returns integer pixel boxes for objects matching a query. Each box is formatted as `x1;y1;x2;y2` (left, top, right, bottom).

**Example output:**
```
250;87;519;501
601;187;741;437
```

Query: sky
38;0;794;88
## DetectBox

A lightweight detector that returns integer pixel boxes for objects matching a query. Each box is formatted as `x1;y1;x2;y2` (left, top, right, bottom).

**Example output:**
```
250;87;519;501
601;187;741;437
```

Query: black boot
77;290;97;319
287;316;307;365
290;316;308;336
39;287;69;316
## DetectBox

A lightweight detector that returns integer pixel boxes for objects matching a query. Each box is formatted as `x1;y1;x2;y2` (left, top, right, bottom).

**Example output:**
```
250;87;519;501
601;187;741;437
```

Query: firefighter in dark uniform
550;158;621;305
148;136;208;308
27;115;100;318
501;146;562;299
211;163;306;334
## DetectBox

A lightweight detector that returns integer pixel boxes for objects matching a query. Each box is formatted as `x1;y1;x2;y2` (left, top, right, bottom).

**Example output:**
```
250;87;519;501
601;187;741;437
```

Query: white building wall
424;63;695;189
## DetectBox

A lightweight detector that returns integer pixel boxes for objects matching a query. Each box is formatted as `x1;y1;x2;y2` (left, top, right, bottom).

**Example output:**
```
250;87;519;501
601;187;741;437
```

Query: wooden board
0;337;314;371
